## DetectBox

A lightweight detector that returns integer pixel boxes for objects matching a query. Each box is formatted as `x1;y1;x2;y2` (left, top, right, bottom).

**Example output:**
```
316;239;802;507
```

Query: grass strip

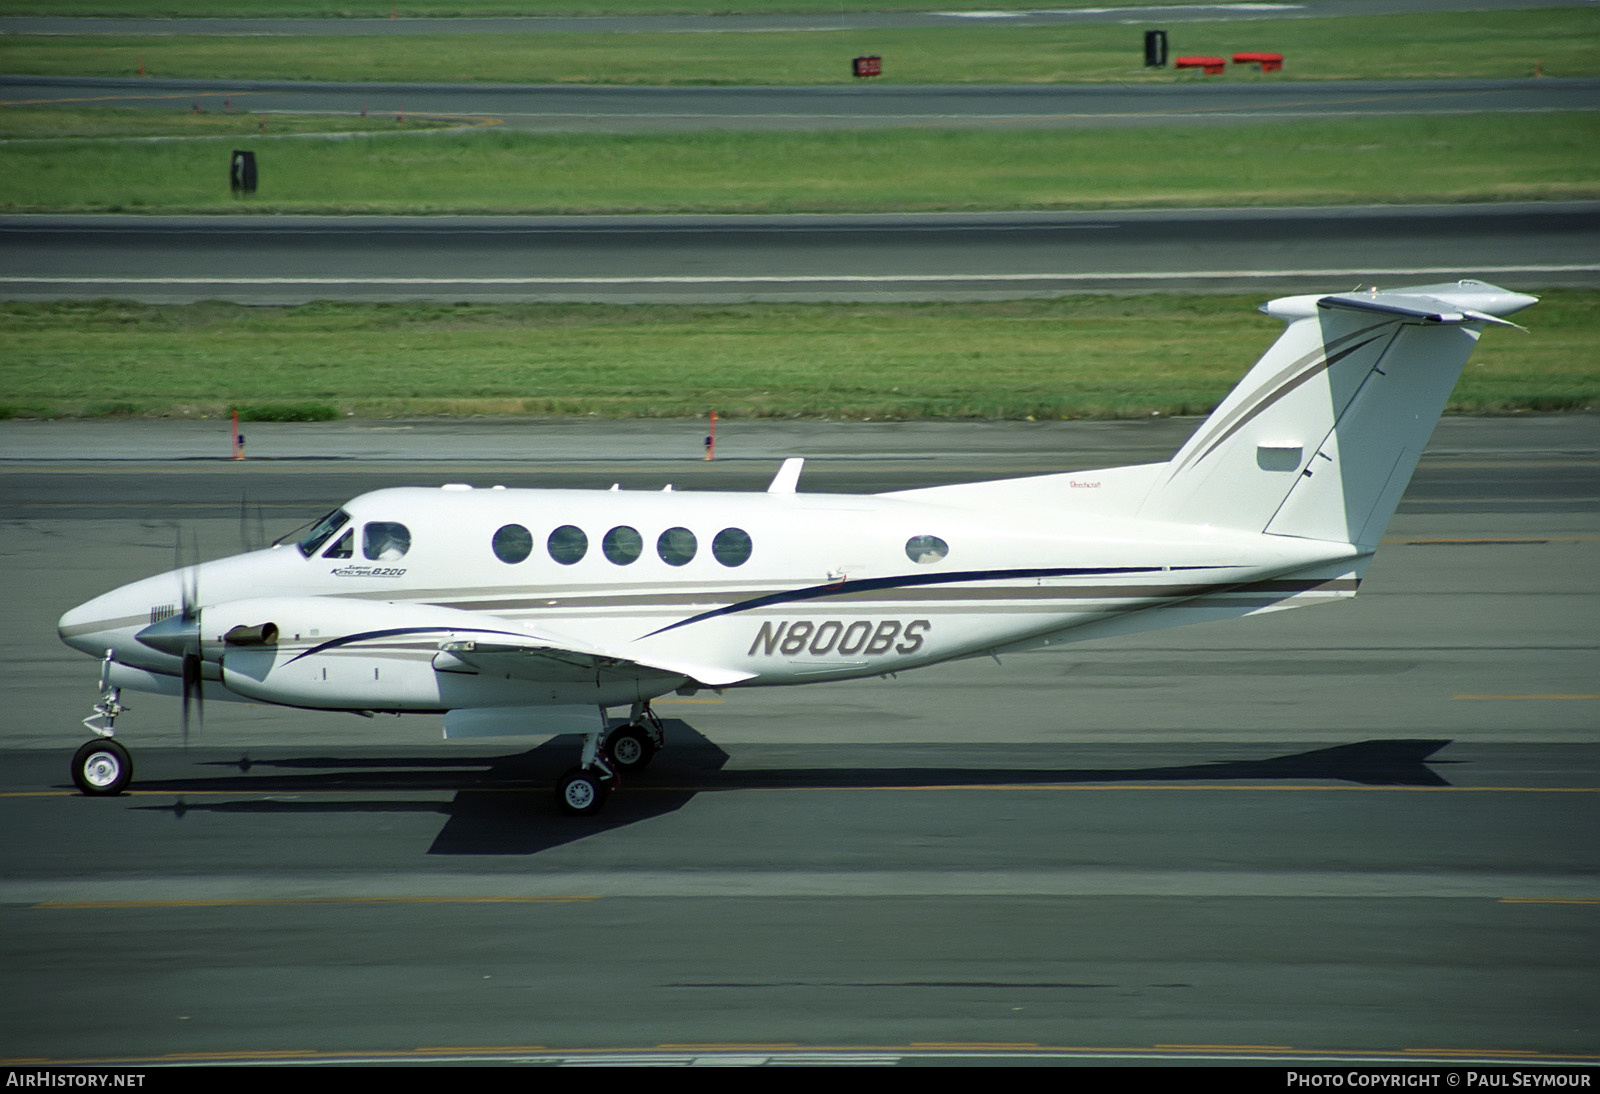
2;113;1595;214
3;11;1595;84
1;1;1147;16
2;294;1593;421
0;106;459;140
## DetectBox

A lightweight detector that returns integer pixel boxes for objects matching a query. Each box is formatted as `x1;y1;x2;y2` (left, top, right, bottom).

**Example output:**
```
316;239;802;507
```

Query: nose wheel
72;738;132;796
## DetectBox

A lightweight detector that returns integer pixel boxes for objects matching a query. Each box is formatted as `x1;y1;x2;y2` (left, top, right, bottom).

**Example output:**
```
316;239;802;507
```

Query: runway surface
1;415;1595;1065
3;0;1591;36
6;203;1596;303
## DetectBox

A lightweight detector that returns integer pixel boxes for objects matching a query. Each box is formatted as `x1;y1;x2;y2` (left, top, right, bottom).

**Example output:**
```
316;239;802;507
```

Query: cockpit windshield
297;509;350;558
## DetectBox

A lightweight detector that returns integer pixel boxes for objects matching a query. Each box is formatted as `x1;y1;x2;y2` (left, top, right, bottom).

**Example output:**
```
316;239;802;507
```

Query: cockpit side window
297;509;350;558
321;529;353;559
363;521;411;561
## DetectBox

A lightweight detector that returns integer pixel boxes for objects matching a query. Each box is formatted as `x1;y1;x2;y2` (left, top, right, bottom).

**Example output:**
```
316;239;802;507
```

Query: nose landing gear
74;650;133;796
72;738;132;796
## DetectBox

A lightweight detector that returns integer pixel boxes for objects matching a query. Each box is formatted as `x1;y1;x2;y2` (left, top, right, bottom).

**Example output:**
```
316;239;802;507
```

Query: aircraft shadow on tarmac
120;728;1457;856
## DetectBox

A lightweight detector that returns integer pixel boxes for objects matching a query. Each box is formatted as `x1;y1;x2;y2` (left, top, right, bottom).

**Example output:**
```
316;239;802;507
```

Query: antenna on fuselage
767;458;804;495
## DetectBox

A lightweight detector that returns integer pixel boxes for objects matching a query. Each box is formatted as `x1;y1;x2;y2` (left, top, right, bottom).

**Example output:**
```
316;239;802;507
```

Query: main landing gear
73;651;133;796
556;701;665;817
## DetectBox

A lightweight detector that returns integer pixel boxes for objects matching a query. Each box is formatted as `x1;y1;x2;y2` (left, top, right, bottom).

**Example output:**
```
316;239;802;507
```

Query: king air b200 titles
57;281;1537;815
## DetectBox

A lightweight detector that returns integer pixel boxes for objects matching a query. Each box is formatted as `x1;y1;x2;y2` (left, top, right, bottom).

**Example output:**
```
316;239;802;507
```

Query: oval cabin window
602;526;643;565
712;527;753;567
492;524;532;564
657;527;697;566
547;525;587;565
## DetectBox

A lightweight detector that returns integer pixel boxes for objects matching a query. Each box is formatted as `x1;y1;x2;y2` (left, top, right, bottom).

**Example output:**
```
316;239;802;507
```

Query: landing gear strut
555;701;665;816
73;651;133;796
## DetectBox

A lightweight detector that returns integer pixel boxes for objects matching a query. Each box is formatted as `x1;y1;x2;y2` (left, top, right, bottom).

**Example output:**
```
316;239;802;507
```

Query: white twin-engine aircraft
58;280;1536;815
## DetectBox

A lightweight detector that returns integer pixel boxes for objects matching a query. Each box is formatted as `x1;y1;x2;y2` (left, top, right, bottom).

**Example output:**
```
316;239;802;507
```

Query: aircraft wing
433;636;755;689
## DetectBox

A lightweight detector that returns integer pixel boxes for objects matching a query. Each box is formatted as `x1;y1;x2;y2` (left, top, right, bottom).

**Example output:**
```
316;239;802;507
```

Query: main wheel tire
72;739;132;796
604;724;656;772
557;767;609;816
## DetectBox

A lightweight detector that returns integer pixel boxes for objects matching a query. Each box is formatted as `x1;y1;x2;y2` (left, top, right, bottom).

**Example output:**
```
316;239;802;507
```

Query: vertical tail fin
1138;280;1536;549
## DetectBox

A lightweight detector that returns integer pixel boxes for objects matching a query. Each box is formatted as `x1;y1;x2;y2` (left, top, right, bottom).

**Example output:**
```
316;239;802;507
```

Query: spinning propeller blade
181;652;203;746
134;528;206;745
179;532;202;747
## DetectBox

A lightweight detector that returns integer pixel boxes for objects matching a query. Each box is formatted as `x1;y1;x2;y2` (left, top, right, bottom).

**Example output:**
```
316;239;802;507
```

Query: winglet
767;457;804;494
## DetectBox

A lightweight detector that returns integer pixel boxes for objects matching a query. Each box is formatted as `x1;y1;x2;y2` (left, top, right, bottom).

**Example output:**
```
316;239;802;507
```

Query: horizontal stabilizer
1316;291;1527;329
1263;279;1537;327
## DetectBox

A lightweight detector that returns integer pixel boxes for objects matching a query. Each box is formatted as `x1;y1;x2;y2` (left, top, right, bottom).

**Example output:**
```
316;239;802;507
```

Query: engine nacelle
206;597;555;711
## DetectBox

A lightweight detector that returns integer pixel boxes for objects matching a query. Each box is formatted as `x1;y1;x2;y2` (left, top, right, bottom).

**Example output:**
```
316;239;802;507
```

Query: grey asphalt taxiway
6;203;1597;303
3;0;1591;36
10;75;1597;133
1;415;1595;1066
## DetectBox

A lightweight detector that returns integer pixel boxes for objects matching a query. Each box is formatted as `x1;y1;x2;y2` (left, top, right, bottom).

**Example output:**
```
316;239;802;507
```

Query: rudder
1138;280;1536;548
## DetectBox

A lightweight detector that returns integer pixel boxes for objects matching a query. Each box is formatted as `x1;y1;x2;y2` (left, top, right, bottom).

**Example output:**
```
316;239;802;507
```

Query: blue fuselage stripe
639;565;1224;639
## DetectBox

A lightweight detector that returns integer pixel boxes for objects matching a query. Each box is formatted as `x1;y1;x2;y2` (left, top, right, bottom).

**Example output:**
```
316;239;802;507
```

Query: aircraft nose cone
135;613;199;657
58;598;112;656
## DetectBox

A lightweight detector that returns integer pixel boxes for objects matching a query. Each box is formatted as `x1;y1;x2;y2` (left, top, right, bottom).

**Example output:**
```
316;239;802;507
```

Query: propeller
177;543;203;747
134;529;206;745
180;654;203;746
